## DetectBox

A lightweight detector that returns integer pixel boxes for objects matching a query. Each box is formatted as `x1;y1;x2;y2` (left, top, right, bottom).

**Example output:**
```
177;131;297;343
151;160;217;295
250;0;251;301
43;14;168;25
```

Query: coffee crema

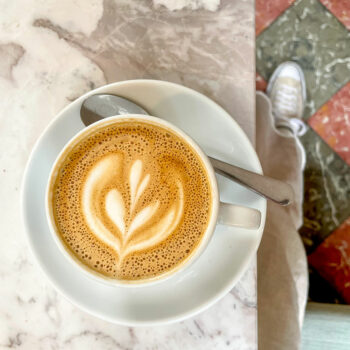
50;120;212;281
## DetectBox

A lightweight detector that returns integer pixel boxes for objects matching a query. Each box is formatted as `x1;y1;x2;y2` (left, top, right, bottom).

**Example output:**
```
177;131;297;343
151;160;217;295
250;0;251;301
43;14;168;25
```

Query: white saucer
22;80;266;326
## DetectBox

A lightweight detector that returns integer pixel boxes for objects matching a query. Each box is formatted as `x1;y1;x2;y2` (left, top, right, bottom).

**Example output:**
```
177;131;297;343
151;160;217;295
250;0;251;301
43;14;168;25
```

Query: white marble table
0;0;256;348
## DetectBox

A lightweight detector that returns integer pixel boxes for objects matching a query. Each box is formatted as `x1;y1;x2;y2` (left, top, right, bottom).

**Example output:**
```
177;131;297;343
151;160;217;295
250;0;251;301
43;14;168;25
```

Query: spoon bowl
81;94;149;126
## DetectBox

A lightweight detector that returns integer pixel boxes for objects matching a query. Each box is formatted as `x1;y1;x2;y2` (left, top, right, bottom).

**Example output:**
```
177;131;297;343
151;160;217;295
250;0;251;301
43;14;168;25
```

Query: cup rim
46;114;219;288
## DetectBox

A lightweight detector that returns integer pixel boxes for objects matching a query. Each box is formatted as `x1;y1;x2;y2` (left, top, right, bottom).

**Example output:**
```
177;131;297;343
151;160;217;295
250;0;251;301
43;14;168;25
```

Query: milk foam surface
51;121;212;281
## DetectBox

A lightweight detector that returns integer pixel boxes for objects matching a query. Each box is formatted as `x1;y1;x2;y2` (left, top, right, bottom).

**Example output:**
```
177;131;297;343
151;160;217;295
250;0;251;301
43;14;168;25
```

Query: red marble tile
256;72;267;91
308;82;350;166
320;0;350;30
256;0;296;36
309;217;350;304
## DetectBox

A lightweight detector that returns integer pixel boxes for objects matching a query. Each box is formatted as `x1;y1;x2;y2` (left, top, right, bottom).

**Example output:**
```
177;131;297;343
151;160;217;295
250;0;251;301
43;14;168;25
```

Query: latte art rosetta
51;120;212;281
82;155;184;262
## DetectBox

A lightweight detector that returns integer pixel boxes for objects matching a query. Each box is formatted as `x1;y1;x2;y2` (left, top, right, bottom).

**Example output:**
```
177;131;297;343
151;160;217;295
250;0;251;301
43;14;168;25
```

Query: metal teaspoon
80;94;294;206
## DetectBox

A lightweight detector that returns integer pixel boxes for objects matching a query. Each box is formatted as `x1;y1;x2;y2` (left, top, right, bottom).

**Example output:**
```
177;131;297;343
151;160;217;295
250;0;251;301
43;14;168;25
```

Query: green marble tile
299;129;350;253
256;0;350;119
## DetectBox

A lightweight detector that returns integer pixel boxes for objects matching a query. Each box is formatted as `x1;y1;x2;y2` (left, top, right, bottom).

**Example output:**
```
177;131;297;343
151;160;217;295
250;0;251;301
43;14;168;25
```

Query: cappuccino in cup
48;117;213;283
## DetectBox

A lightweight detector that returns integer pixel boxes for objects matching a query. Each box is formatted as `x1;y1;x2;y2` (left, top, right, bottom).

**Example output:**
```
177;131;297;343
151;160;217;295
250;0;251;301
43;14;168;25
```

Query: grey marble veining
0;0;256;348
32;0;256;141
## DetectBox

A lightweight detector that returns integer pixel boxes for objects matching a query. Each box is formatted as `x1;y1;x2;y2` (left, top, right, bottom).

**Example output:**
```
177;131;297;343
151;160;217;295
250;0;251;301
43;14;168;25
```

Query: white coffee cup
46;114;261;287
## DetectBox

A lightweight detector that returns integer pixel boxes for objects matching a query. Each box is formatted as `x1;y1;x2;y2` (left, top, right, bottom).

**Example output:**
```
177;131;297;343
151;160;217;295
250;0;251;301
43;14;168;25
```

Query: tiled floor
256;0;350;303
308;82;350;166
320;0;350;30
309;218;350;303
256;0;296;35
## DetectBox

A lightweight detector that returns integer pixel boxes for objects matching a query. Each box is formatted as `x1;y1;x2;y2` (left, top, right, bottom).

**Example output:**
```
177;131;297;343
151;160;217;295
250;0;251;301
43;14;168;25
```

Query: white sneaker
267;61;307;136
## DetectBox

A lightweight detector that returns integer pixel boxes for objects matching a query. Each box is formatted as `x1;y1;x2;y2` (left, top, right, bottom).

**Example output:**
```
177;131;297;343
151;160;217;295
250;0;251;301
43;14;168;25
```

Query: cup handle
218;202;261;229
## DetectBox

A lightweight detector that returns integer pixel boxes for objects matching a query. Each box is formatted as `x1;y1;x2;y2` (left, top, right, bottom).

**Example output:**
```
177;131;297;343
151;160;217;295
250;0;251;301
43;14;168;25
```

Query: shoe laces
274;84;299;116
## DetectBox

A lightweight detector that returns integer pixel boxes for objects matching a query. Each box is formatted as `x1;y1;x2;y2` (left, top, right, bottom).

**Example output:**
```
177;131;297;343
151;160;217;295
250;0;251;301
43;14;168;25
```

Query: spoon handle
208;157;294;206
